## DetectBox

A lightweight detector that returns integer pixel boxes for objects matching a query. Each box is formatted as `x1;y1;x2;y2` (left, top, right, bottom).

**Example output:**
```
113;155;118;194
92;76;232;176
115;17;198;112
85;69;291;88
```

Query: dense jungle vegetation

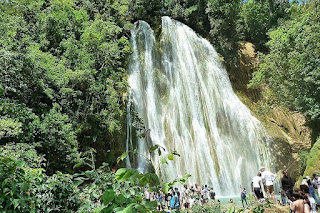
0;0;319;212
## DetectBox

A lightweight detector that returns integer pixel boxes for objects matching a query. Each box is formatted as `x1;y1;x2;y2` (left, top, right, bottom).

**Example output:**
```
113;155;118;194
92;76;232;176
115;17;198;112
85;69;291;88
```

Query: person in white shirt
202;185;209;204
311;174;320;196
260;167;277;201
144;187;150;201
251;172;264;200
182;185;191;209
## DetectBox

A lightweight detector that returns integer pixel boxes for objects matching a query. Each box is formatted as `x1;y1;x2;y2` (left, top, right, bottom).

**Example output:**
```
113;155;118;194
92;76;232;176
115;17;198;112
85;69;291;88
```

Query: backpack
241;192;246;199
210;191;215;198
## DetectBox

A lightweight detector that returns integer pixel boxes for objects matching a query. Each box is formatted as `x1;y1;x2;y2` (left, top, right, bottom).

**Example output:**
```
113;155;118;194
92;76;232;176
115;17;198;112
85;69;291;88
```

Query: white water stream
127;17;271;196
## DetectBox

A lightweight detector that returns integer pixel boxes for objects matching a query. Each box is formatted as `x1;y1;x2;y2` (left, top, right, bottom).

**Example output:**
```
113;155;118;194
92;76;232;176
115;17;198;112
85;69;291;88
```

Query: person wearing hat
260;167;277;202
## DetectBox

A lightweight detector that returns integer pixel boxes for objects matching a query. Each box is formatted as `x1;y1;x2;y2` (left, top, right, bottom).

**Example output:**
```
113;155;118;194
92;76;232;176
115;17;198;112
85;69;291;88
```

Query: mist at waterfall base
127;17;272;197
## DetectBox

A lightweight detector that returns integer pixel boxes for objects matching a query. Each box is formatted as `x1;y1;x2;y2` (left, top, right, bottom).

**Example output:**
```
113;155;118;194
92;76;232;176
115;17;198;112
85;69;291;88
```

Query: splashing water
127;17;272;196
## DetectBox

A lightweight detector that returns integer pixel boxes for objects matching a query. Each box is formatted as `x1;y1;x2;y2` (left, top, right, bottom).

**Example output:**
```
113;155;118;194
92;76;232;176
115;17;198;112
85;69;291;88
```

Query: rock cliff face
231;42;311;180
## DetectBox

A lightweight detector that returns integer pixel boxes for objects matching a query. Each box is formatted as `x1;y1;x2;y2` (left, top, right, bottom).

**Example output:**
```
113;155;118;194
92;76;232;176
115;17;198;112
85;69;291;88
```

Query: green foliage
250;4;320;123
1;0;319;212
240;0;290;51
33;104;80;174
0;149;160;212
161;0;210;34
185;202;222;213
0;143;45;168
298;150;310;175
206;0;241;66
0;118;22;139
303;138;320;177
0;141;192;212
0;0;133;170
0;143;81;212
0;101;38;143
0;156;40;212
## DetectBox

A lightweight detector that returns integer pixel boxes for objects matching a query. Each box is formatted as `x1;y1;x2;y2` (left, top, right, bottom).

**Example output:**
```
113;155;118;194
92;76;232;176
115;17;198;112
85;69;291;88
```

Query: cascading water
127;16;272;196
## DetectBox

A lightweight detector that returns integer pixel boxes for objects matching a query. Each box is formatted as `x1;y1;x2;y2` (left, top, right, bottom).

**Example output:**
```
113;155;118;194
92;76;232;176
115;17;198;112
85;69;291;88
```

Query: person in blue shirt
170;191;180;210
307;179;320;205
155;192;163;211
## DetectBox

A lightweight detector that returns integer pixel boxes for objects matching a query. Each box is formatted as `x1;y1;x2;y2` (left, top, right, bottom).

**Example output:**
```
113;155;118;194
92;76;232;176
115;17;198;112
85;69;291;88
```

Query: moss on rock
303;138;320;176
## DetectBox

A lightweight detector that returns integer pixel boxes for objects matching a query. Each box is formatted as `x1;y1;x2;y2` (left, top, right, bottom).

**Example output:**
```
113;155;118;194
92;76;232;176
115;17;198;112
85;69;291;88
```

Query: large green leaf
117;152;129;164
118;169;138;182
115;168;127;176
115;194;126;204
162;183;170;194
178;174;192;184
118;203;136;213
102;189;115;205
139;173;160;187
160;157;167;164
104;204;121;213
134;204;145;211
145;201;157;208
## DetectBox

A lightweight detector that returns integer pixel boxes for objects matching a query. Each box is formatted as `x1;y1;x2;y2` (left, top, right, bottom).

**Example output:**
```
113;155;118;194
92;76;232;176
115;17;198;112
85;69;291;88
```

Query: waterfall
127;17;271;196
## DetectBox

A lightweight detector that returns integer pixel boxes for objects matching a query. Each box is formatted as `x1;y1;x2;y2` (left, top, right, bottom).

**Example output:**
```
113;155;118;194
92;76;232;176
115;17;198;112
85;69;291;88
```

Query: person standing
311;174;320;196
281;189;287;206
182;185;191;209
260;167;277;201
189;186;195;207
202;185;209;204
240;186;248;208
166;192;172;209
155;192;163;211
315;174;320;196
174;187;181;208
144;187;150;201
307;179;320;205
251;172;264;201
281;170;294;204
170;191;177;209
209;187;215;201
195;184;201;196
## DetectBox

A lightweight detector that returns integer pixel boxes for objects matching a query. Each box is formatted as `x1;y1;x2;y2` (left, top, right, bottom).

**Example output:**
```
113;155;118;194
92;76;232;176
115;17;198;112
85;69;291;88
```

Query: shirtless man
290;192;310;213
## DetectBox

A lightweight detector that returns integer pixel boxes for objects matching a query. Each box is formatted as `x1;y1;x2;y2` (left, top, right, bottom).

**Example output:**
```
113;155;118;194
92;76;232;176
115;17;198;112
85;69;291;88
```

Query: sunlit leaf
117;152;129;164
160;158;167;164
167;154;174;160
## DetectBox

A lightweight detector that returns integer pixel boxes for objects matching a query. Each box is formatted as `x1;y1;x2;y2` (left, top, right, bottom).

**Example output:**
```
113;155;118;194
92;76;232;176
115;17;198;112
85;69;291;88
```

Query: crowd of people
144;184;216;210
251;166;320;213
283;173;320;213
143;166;320;212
